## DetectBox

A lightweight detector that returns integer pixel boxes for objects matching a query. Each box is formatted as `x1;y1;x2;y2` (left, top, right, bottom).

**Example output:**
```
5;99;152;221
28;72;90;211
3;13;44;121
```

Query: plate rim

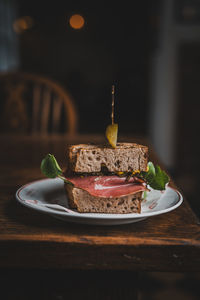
16;178;183;220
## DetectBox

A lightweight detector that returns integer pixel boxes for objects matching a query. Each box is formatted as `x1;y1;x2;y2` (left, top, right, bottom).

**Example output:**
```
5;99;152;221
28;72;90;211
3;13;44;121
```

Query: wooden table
0;134;200;299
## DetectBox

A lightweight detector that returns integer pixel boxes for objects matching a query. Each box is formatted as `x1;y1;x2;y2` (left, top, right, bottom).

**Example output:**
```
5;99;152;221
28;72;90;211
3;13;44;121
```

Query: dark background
17;0;154;135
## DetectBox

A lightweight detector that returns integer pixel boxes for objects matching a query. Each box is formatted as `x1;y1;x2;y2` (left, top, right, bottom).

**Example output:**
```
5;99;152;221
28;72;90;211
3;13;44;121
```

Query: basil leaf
142;161;155;183
40;154;62;178
149;165;169;190
141;161;169;190
40;154;73;186
147;161;155;175
143;190;148;199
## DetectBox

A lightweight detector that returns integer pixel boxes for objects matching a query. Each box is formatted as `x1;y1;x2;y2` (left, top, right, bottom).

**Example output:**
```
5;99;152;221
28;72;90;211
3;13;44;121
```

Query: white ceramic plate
16;178;183;225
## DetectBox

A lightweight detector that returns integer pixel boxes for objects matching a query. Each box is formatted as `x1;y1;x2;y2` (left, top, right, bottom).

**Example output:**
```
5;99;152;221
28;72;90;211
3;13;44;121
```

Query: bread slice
65;183;142;214
67;143;148;173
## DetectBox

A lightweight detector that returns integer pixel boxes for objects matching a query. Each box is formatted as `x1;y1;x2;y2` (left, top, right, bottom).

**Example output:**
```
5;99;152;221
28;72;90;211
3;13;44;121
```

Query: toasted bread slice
67;143;148;173
65;183;142;214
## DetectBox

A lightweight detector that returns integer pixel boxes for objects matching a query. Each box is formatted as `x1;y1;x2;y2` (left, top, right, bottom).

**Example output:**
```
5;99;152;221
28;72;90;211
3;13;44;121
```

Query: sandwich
41;142;169;214
64;143;148;213
40;85;169;214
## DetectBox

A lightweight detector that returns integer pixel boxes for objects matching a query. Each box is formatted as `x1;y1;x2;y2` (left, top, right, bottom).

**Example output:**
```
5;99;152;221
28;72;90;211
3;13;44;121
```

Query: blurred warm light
13;16;34;34
69;14;85;29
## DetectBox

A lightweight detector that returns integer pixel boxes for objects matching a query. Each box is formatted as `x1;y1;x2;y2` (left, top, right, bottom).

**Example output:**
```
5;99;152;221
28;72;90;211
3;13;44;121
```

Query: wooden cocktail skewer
105;84;118;148
111;84;115;125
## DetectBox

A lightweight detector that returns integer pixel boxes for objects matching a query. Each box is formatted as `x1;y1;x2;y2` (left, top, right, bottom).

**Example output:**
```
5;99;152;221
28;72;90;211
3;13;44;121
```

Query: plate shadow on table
5;193;152;233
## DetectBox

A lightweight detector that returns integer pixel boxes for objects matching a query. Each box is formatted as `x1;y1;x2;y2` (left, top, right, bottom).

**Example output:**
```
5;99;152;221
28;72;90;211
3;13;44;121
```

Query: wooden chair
0;72;78;134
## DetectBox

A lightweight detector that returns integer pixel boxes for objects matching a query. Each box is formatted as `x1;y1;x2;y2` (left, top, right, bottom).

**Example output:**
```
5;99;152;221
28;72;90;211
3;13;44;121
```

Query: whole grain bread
67;143;148;173
65;183;142;214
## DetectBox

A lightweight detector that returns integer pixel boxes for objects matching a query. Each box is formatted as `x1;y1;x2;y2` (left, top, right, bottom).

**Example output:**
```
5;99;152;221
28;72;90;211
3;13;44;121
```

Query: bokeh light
13;16;34;34
69;14;85;30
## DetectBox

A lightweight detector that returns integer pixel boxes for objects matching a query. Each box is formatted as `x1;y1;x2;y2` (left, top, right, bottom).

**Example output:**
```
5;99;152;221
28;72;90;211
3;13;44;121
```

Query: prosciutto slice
65;175;147;198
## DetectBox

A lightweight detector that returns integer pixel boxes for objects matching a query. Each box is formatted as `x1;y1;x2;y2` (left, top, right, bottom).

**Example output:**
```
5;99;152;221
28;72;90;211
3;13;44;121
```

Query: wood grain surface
0;134;200;272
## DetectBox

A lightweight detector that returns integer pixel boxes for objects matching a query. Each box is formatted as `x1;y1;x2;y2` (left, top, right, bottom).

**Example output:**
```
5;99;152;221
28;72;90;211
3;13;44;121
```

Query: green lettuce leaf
143;190;148;199
41;154;62;178
140;162;169;190
40;154;72;185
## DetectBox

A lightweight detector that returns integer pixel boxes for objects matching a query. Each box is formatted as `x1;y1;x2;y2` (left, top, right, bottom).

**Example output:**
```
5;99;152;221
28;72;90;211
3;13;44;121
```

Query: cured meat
65;175;147;198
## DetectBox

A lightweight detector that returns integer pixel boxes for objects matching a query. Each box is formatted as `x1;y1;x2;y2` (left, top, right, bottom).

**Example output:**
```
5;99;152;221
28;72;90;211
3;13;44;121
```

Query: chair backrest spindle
32;84;41;133
0;72;78;135
52;96;62;133
40;88;51;134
